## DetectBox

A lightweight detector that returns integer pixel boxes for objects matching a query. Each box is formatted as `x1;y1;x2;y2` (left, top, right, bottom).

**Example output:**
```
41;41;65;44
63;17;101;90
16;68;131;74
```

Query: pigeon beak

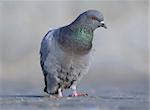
100;21;107;29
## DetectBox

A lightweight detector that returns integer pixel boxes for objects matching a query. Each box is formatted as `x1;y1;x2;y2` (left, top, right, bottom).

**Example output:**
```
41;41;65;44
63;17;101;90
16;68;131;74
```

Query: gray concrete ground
0;94;148;110
0;80;148;110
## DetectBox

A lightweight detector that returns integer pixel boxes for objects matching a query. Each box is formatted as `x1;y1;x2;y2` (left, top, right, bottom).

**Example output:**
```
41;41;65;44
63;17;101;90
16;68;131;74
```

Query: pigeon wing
40;29;61;94
40;30;53;75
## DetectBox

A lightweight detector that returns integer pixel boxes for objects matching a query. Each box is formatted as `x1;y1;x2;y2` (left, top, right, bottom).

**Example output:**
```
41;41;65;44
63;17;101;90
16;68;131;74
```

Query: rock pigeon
40;10;107;97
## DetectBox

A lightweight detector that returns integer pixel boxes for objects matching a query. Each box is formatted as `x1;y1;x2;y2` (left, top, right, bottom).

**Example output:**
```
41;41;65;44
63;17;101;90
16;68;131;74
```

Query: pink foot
69;92;88;97
70;85;88;97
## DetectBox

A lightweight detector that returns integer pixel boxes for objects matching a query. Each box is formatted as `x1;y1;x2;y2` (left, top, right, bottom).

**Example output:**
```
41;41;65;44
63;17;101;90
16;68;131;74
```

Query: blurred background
0;1;148;97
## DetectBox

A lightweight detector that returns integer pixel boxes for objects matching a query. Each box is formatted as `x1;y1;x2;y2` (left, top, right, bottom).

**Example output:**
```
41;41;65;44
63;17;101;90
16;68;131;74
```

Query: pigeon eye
90;16;97;20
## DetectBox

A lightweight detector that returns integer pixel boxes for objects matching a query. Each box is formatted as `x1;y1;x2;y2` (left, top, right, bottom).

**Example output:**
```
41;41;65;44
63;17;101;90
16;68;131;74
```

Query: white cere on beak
100;21;105;24
100;20;107;29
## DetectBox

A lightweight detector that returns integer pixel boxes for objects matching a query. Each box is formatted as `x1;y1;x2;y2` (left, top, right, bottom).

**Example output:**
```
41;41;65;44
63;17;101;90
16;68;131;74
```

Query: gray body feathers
40;29;91;94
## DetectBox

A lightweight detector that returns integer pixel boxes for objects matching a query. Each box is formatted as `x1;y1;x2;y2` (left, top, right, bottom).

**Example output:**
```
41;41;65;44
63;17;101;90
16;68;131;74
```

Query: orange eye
90;16;97;20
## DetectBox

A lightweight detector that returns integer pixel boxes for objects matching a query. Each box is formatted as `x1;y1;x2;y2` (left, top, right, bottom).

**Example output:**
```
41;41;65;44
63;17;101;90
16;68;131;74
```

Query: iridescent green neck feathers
58;26;93;55
72;27;93;46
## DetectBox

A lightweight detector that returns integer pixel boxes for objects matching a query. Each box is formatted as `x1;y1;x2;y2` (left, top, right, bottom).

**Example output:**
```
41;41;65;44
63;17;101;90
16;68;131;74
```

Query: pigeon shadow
0;94;46;98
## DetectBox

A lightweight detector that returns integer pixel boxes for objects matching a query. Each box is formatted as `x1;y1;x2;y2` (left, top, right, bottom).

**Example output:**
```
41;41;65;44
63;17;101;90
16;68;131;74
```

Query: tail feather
44;73;60;94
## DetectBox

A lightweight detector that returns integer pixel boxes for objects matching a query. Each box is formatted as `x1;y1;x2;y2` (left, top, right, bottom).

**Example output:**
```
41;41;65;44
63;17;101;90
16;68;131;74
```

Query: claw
69;92;88;97
75;93;88;96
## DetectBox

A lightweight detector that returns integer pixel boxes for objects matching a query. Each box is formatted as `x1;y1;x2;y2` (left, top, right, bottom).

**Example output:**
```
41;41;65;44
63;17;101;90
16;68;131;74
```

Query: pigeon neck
58;24;93;55
69;20;94;32
72;27;93;45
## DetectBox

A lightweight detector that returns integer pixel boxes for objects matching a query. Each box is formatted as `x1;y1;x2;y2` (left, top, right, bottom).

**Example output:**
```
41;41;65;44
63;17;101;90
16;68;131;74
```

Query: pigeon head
73;10;107;31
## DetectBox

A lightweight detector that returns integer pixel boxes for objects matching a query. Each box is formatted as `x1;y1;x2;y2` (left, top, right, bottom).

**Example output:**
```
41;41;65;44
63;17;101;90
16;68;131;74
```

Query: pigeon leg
71;85;78;97
58;88;63;97
70;85;88;97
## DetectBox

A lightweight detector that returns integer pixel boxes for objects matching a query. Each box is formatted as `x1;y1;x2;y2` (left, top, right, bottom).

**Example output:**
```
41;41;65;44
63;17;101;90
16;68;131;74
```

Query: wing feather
40;30;53;75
